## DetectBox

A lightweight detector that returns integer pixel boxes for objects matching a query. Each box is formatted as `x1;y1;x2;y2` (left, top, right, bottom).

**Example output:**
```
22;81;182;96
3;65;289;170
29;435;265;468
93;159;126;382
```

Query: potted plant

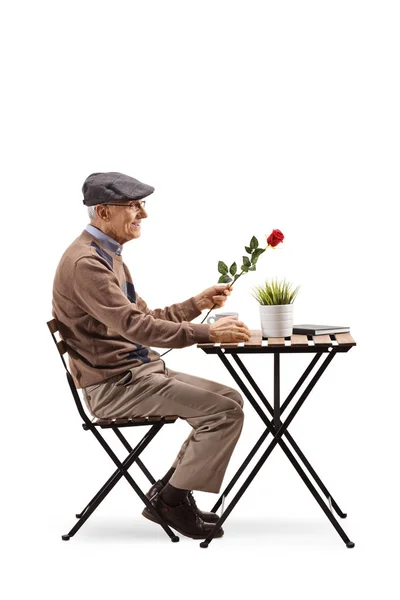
251;277;300;337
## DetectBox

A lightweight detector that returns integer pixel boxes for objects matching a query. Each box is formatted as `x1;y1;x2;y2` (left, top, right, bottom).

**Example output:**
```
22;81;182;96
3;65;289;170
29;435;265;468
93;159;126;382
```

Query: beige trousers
82;360;244;493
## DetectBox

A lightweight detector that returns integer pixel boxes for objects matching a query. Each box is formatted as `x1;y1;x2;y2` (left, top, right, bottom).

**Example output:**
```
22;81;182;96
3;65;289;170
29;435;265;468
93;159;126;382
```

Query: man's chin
127;230;140;241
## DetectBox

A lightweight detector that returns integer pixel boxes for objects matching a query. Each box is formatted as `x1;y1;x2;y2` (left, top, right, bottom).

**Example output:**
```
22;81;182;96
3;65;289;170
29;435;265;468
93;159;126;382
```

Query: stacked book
292;324;350;335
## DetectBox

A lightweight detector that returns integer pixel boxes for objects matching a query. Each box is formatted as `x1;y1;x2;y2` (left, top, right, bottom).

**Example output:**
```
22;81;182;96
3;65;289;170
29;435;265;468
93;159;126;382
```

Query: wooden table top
197;331;356;352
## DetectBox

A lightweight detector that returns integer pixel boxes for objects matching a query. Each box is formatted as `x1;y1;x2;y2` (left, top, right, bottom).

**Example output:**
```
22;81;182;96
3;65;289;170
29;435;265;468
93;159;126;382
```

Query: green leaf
229;262;237;276
250;236;259;250
218;274;233;283
248;265;256;271
251;248;266;263
254;247;266;258
218;261;228;275
245;246;252;254
242;256;251;267
241;265;249;273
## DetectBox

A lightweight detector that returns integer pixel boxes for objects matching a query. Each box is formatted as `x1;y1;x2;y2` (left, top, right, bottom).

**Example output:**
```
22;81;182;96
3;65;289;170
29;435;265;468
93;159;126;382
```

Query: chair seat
83;415;179;429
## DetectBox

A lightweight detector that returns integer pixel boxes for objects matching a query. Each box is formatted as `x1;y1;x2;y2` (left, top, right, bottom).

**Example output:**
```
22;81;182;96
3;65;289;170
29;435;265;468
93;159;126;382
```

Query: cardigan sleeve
72;256;210;348
135;294;203;323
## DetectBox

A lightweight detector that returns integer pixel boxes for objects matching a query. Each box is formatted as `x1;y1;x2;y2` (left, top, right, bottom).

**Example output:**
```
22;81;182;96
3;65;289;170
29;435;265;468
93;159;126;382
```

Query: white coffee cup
207;312;239;324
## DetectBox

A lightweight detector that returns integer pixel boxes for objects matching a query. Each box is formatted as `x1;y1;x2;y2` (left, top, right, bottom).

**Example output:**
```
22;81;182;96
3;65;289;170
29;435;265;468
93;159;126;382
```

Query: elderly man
52;171;251;540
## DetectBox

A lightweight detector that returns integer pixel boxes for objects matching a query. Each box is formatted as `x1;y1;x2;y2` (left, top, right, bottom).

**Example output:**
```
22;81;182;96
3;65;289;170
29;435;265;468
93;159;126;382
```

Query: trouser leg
84;364;245;493
169;401;244;493
171;430;194;469
167;367;244;473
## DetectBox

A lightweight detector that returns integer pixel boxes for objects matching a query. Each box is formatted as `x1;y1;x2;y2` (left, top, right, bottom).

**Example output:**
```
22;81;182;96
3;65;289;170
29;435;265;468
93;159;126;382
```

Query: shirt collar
85;224;123;256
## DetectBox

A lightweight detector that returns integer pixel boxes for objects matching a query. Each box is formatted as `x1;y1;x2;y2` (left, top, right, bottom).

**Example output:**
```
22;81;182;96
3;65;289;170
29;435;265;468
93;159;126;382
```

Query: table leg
274;353;281;429
202;349;354;548
227;351;348;518
202;427;355;549
283;431;347;518
211;428;270;512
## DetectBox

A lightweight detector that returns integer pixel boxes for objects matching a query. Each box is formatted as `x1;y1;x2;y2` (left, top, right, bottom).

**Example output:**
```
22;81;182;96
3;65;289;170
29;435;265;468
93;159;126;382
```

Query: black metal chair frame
47;318;180;543
197;343;356;549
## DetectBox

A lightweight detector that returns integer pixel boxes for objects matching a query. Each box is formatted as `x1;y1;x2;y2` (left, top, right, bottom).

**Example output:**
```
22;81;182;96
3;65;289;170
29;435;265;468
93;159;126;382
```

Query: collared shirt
85;224;123;256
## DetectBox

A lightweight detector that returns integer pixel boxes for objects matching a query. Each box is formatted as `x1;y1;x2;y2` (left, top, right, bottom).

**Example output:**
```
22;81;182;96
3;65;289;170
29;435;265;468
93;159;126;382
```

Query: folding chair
46;318;180;543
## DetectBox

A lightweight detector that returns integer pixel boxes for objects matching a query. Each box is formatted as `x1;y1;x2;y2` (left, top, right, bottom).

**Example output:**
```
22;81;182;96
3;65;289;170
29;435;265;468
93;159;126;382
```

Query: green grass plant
251;277;300;305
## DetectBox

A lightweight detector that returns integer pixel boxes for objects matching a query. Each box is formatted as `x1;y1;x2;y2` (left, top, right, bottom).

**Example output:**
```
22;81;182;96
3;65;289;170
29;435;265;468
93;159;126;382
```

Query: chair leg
75;468;120;519
75;430;150;519
75;429;158;519
112;427;156;485
62;424;179;543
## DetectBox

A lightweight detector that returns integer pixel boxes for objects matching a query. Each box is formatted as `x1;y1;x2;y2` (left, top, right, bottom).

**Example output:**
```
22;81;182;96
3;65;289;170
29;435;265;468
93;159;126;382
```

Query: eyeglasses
102;200;147;212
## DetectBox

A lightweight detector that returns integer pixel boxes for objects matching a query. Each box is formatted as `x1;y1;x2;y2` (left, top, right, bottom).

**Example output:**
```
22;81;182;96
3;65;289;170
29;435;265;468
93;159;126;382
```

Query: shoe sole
141;507;224;540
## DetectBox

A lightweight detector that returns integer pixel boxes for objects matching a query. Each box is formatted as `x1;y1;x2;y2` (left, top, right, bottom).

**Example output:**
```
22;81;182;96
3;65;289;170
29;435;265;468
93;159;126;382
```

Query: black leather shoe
142;491;224;540
145;480;220;523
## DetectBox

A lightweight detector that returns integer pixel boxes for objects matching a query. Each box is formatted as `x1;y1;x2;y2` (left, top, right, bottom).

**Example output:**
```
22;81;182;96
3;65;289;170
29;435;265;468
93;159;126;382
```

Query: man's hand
209;316;251;343
194;284;233;311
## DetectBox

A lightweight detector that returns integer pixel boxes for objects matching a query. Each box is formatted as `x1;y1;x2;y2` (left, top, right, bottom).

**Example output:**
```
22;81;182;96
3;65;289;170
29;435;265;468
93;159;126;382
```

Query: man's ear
97;205;109;221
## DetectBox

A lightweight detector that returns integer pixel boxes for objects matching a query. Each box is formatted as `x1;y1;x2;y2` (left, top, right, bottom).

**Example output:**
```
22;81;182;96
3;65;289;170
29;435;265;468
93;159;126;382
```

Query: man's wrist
194;293;206;311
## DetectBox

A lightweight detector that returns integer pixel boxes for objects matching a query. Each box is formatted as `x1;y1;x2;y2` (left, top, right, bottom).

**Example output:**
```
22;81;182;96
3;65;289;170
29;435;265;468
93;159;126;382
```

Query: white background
2;0;399;598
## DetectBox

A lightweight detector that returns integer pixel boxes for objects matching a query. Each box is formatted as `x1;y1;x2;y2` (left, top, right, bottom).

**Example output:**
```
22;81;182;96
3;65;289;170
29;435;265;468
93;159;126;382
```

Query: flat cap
82;172;155;206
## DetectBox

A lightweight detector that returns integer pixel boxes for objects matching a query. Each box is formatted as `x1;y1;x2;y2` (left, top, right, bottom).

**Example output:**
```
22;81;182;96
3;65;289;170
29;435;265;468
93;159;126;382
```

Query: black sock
160;482;190;507
160;467;176;487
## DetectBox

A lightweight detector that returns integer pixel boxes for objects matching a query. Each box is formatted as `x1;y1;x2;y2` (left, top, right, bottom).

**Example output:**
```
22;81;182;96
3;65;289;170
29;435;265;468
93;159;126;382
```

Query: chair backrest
47;318;92;425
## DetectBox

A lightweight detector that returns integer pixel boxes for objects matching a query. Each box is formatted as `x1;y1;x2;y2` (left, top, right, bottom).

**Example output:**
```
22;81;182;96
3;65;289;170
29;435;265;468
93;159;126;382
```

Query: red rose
266;229;284;247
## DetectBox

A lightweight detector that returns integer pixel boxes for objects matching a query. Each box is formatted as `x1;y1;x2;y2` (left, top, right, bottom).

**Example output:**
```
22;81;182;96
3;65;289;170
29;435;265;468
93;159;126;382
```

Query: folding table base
199;349;355;549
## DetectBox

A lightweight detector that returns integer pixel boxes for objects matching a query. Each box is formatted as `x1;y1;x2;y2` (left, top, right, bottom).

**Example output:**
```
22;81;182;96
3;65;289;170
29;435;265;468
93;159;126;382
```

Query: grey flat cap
82;172;155;206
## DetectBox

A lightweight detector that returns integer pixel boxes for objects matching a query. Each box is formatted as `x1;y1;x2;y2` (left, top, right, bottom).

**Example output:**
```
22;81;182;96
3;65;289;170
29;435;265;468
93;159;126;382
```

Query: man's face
95;200;148;245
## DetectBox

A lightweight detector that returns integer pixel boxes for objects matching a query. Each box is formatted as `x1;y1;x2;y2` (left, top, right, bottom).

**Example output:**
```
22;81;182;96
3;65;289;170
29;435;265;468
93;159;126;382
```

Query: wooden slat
197;342;217;348
289;334;309;346
96;418;118;425
334;333;356;346
312;335;332;345
96;415;178;427
57;340;67;355
47;319;58;334
244;330;263;347
267;337;285;346
220;342;239;348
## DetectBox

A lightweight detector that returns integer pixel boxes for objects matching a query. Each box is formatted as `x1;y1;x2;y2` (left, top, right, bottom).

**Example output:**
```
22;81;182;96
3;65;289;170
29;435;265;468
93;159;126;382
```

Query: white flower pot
259;304;294;337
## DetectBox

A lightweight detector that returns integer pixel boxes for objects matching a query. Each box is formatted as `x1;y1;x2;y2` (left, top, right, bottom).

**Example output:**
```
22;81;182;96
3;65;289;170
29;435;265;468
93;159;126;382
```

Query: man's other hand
194;284;233;311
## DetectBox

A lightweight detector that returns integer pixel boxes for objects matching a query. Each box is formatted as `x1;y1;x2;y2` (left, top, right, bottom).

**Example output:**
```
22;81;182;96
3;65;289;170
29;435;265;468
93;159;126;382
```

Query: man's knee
216;398;244;422
230;403;244;422
232;390;244;408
